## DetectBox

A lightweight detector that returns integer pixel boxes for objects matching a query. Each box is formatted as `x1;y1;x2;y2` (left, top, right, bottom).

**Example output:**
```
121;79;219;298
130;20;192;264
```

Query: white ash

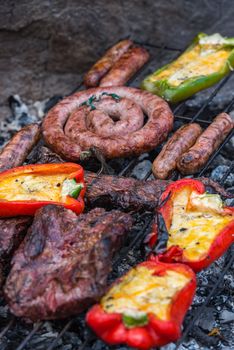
211;166;234;187
0;95;47;148
132;159;152;180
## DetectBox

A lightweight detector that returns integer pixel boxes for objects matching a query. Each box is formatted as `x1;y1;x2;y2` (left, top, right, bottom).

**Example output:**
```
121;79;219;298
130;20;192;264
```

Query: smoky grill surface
0;39;233;350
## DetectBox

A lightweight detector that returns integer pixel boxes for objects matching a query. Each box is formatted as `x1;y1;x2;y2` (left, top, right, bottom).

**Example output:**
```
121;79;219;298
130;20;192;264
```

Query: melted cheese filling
167;188;233;261
151;45;231;87
0;174;69;201
101;266;189;321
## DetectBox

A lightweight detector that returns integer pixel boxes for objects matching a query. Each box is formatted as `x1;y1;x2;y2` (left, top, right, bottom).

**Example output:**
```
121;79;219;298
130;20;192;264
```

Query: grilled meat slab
28;146;232;208
85;171;169;211
85;172;233;212
4;205;132;321
0;217;31;287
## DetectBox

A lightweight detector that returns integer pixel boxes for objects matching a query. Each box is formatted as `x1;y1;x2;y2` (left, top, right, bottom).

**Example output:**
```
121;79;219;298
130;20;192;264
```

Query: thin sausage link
84;39;133;87
177;113;233;174
0;124;40;172
152;123;202;179
99;47;150;87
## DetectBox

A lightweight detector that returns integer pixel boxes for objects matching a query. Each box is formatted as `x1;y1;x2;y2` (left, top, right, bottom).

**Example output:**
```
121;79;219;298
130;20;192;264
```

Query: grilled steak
28;145;232;208
4;205;132;321
0;217;31;287
85;171;169;211
85;172;233;212
27;146;233;210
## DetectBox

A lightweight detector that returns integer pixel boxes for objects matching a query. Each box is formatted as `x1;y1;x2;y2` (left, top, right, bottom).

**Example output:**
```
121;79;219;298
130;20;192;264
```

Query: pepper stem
122;312;148;328
61;179;84;199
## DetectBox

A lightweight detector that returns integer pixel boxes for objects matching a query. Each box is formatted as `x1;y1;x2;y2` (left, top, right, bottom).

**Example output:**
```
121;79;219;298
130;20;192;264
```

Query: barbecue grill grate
0;39;233;350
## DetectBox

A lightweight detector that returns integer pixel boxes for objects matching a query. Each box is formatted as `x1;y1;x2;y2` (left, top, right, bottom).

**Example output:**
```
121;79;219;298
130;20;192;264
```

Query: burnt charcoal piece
4;205;132;321
0;217;32;287
43;95;63;114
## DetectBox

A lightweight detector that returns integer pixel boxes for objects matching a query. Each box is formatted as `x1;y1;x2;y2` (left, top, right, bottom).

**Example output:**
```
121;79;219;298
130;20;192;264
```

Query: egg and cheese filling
101;266;189;321
0;174;70;202
150;45;231;87
167;188;233;261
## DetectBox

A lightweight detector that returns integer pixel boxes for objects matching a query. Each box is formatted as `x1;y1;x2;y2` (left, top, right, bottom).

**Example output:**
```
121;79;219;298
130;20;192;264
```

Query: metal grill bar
15;322;42;350
135;40;182;51
2;39;234;350
190;74;232;123
175;115;211;125
47;319;74;350
219;162;234;185
176;249;234;348
0;317;14;339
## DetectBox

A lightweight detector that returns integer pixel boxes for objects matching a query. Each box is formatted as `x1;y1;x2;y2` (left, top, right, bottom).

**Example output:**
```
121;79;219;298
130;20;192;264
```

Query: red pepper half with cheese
86;257;196;350
0;163;85;217
152;179;234;272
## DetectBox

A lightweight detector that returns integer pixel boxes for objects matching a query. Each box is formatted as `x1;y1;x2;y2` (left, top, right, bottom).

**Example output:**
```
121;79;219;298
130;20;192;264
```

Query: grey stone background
0;0;234;110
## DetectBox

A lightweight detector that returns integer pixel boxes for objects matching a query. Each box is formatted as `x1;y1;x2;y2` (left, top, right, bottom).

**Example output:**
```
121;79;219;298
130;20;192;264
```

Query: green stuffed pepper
141;33;234;103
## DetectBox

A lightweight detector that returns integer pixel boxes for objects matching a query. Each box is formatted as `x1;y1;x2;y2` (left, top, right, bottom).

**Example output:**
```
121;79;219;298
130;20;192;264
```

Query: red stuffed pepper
151;179;234;272
86;257;196;350
0;163;85;217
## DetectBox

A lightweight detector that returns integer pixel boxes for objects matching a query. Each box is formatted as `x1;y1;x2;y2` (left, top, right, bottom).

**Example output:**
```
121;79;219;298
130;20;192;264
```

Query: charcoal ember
195;307;216;331
0;137;5;147
107;157;130;173
160;344;176;350
43;95;63;114
138;153;150;161
211;165;234;187
225;198;234;206
0;304;9;318
92;340;109;350
8;95;38;127
177;338;205;350
208;155;231;169
223;273;234;289
173;119;184;130
220;310;234;324
0;95;42;149
222;136;234;160
4;205;133;321
132;159;152;180
190;326;219;347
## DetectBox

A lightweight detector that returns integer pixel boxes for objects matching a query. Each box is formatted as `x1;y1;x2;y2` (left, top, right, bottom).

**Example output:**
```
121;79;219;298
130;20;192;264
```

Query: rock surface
1;0;234;111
